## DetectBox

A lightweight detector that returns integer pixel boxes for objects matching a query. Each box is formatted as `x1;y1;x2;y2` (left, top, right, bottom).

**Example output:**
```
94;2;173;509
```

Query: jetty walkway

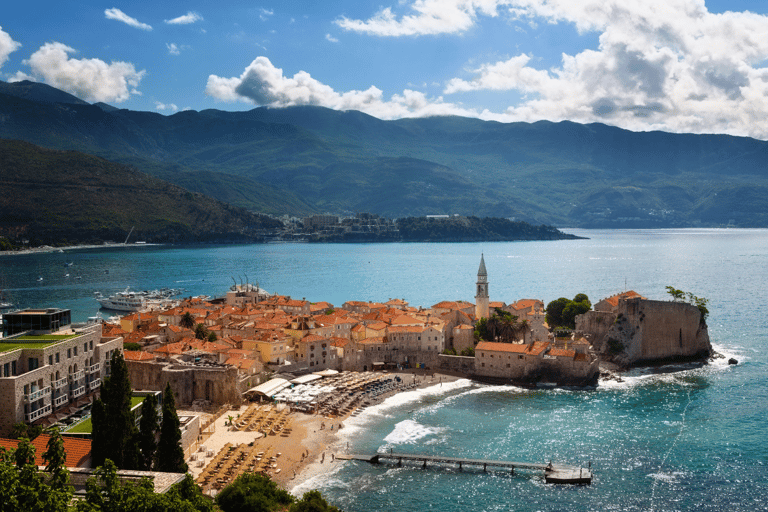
336;452;592;484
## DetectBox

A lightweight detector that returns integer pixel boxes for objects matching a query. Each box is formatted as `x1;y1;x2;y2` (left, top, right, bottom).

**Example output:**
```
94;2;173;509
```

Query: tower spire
475;254;489;320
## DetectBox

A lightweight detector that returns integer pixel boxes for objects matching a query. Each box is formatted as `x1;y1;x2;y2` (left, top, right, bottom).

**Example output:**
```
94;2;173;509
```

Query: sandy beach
186;371;463;496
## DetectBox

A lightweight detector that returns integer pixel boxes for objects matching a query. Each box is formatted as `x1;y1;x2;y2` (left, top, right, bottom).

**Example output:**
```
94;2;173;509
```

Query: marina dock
336;452;592;485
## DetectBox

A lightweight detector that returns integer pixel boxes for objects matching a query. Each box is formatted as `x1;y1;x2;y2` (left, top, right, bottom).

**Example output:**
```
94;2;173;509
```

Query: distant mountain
2;80;768;227
0;139;283;246
0;80;89;106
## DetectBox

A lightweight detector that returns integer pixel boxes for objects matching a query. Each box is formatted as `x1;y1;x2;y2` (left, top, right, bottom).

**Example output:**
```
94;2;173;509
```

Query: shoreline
185;370;464;496
287;371;464;494
0;242;160;256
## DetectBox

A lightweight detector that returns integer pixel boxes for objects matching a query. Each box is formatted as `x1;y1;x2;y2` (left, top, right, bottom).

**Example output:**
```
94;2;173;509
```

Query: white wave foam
290;459;346;496
339;379;473;439
382;419;447;446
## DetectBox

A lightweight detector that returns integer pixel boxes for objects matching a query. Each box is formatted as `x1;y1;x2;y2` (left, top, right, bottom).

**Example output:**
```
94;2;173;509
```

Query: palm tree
179;312;195;330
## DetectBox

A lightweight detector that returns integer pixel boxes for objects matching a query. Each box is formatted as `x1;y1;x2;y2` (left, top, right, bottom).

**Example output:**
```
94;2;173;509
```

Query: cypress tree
138;393;159;470
91;351;140;469
155;383;188;473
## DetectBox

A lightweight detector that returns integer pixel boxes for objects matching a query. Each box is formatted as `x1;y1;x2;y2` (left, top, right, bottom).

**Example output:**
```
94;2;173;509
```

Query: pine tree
91;351;140;469
155;383;188;473
138;393;159;470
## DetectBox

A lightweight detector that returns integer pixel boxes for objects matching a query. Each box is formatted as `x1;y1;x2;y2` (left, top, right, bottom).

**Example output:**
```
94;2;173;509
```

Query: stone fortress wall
577;296;711;366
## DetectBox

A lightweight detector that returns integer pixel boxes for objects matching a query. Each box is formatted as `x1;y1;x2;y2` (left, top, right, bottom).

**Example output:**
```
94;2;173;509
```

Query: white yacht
94;288;146;312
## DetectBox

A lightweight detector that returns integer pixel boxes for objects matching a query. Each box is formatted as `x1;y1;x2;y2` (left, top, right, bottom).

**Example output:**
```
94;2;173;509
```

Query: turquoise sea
2;229;766;511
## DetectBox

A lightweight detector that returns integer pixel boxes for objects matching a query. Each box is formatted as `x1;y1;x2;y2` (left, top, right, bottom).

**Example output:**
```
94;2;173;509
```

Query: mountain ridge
2;80;768;226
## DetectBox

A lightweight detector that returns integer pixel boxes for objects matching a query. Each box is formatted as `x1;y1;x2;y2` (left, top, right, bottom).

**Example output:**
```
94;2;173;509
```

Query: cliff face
577;297;711;366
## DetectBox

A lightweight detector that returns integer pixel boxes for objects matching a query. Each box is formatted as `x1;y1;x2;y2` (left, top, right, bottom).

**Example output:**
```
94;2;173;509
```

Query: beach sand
187;371;463;496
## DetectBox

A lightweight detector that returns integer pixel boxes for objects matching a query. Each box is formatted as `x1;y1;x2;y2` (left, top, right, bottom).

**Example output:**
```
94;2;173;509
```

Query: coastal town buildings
0;309;123;434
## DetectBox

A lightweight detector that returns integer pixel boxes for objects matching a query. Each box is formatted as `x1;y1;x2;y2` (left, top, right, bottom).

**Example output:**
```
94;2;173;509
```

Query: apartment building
0;309;123;434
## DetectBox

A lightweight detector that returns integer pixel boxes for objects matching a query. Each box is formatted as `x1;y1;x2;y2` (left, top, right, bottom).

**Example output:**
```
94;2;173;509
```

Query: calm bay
2;228;767;511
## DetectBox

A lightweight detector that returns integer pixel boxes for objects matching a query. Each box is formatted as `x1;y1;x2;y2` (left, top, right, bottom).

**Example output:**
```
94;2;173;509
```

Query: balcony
88;363;100;374
71;370;85;381
88;378;101;390
54;394;68;408
25;403;52;423
53;377;68;390
25;386;51;403
71;385;85;398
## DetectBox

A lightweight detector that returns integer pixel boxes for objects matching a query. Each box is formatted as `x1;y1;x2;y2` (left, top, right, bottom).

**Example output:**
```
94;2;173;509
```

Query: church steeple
475;253;489;319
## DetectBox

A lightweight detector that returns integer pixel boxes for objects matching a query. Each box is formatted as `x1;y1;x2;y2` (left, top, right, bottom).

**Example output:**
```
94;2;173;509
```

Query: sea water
2;229;767;511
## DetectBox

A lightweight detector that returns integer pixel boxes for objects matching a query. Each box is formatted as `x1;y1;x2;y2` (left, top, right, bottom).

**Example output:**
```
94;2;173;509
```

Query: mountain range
2;79;768;227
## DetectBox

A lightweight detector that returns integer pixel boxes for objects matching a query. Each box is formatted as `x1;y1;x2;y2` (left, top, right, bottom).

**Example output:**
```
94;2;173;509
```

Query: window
90;340;93;350
55;353;60;363
73;347;78;356
49;355;53;365
67;349;71;358
84;343;87;353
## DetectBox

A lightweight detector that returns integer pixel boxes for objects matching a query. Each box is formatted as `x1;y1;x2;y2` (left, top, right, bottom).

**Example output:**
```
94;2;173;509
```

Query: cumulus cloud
0;26;21;69
165;11;203;25
155;101;178;112
325;34;339;43
205;56;482;119
16;42;145;103
104;8;152;31
259;8;274;21
438;1;768;138
338;0;768;138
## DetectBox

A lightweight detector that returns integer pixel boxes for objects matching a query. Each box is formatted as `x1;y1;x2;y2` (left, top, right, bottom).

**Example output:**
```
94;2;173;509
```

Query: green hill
3;80;768;226
0;139;283;246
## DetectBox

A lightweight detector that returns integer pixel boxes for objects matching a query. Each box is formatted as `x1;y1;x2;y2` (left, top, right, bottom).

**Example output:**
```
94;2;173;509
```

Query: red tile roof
476;341;550;356
604;290;644;307
123;350;155;361
0;435;91;467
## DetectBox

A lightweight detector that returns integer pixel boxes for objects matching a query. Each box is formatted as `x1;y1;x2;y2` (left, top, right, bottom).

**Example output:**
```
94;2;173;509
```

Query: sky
2;1;768;139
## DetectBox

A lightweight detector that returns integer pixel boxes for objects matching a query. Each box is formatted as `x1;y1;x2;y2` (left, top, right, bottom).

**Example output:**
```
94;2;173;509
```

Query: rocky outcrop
577;297;711;367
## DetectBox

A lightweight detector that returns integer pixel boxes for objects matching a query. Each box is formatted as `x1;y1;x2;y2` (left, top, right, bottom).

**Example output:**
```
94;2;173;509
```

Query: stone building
579;295;711;366
125;359;241;406
0;310;123;435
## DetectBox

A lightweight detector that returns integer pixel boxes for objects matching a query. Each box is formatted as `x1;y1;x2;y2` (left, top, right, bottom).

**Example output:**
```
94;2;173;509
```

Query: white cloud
155;101;178;112
259;8;274;21
166;43;189;56
205;56;484;120
17;42;145;103
165;11;203;25
325;34;339;43
335;0;503;36
0;26;21;69
104;8;153;31
335;0;768;139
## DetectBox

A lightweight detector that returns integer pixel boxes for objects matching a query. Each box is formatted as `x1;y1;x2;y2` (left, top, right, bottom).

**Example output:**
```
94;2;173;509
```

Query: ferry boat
94;288;146;312
94;287;184;312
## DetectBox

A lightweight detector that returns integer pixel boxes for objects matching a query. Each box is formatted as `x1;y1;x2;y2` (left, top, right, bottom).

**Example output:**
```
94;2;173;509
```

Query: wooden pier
336;452;592;485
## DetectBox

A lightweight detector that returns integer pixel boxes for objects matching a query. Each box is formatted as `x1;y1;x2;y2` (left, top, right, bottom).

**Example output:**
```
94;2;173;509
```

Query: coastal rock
728;358;738;365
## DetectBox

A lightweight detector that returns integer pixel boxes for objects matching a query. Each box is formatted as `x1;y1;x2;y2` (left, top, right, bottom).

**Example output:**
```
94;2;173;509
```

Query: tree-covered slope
3;80;768;226
0;139;282;245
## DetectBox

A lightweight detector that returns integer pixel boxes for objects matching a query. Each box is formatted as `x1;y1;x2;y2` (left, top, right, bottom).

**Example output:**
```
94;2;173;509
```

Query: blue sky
2;1;768;139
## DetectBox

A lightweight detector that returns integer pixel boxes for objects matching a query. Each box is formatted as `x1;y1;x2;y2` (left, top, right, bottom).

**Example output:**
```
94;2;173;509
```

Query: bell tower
475;254;489;319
